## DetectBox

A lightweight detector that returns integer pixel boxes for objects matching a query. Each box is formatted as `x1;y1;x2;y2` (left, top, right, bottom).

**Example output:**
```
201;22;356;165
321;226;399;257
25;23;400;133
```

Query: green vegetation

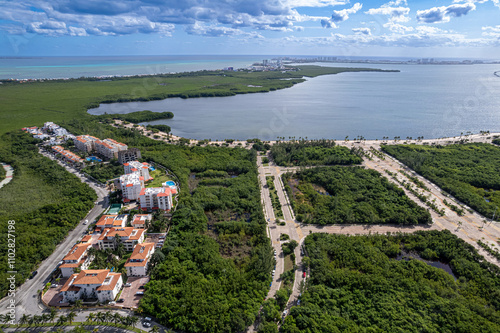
290;166;432;225
266;176;283;218
97;110;173;123
477;240;500;261
0;132;96;297
0;163;5;180
270;140;362;167
282;231;500;333
145;169;171;188
0;66;395;137
382;143;500;220
146;124;171;134
82;160;123;182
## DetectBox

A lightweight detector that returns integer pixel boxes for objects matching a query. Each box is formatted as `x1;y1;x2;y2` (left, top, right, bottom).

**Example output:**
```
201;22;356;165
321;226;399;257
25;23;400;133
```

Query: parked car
50;284;58;288
30;271;38;279
136;291;144;295
124;283;132;287
117;298;125;303
303;271;306;278
139;285;145;289
108;301;116;305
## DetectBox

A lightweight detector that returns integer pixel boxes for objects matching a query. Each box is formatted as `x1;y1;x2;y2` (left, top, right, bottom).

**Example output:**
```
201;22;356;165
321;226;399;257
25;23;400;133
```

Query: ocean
0;55;261;79
88;62;500;140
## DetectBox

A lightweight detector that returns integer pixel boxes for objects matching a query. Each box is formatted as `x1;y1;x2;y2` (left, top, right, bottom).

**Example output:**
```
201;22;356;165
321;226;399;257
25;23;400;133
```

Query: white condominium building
124;161;151;181
60;243;93;278
97;227;145;252
139;187;176;211
120;173;145;201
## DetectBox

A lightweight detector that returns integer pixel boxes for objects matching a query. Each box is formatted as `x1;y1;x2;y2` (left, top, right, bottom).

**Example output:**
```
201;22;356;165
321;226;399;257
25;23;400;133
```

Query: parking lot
117;276;150;309
42;278;69;307
144;233;166;249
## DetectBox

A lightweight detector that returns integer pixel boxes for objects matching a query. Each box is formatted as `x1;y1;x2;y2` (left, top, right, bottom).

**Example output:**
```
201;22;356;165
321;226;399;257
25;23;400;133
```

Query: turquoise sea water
0;55;260;79
88;62;500;140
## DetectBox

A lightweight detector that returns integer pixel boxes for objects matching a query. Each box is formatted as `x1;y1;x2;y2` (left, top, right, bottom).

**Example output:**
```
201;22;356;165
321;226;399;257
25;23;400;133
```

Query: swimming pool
86;156;102;162
166;181;175;186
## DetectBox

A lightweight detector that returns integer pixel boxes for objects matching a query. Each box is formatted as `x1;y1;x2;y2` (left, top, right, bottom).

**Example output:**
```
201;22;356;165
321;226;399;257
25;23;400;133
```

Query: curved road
0;163;14;189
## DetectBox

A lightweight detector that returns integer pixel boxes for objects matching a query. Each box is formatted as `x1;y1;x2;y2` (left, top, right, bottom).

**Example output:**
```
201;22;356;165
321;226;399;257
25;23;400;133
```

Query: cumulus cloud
286;0;348;7
331;3;363;22
482;25;500;37
321;2;362;28
416;3;476;23
352;27;371;35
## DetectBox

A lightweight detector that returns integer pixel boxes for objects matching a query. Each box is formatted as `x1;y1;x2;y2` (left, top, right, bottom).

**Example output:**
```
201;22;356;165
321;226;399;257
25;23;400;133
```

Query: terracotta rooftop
63;243;91;261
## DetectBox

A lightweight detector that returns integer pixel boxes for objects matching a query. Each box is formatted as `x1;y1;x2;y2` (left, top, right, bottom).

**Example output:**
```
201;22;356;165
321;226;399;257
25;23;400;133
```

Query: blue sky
0;0;499;58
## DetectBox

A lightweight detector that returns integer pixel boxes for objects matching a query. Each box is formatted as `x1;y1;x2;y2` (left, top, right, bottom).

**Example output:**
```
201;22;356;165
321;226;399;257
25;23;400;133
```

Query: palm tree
96;312;106;324
113;313;122;325
104;310;113;323
19;314;30;327
41;313;51;324
151;325;161;333
48;308;57;323
74;299;83;309
66;311;76;324
56;315;67;326
128;316;139;328
86;312;95;323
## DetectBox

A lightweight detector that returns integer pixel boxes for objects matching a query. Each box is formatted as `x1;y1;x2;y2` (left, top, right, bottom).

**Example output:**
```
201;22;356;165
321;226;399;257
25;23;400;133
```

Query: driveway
117;276;150;309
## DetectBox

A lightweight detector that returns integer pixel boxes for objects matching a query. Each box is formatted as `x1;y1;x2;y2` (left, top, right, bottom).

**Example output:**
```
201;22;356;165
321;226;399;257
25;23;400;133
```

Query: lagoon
88;63;500;140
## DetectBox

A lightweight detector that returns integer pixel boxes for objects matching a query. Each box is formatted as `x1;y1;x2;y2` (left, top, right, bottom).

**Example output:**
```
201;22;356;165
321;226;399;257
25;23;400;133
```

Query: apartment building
124;161;151;181
124;243;155;277
118;148;142;164
60;243;93;278
97;227;145;252
139;187;175;211
120;173;145;201
60;269;122;304
51;146;84;164
131;214;152;229
95;139;128;160
74;135;99;153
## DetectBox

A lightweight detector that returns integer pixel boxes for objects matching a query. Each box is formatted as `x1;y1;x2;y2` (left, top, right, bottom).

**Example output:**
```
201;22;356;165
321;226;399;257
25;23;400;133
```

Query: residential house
95;214;128;231
131;214;152;229
51;145;84;164
124;243;155;277
60;269;122;303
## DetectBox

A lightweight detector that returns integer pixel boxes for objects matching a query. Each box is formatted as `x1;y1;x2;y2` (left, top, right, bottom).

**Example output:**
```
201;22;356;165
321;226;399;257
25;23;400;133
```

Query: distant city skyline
0;0;499;58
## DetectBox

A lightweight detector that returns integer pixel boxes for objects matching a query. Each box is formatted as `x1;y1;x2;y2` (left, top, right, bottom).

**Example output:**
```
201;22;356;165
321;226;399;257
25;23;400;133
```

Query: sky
0;0;499;58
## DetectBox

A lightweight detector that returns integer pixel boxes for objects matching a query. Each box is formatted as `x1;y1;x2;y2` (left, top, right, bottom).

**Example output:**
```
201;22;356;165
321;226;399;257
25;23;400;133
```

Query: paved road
0;163;14;189
0;147;110;319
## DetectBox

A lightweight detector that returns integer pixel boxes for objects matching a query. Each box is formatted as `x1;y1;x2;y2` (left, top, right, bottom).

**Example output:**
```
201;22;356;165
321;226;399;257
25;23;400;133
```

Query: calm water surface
88;63;500;140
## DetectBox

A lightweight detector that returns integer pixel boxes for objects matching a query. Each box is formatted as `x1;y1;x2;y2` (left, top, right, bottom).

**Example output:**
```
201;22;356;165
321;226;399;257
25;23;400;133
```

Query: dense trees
289;166;432;225
83;159;123;182
270;140;362;167
282;231;500;333
382;143;500;219
0;131;96;297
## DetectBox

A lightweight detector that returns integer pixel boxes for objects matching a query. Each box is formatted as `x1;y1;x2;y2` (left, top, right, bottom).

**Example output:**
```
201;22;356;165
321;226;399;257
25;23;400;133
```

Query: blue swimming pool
149;166;156;171
86;156;102;162
166;181;175;186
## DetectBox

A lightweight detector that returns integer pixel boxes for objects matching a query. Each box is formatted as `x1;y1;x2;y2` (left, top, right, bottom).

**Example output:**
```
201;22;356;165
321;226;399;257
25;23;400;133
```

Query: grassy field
0;66;395;137
146;169;171;188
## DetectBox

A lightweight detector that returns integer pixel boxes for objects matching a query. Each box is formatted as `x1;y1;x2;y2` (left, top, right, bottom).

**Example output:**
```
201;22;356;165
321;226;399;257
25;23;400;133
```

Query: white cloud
366;7;410;23
384;22;414;33
482;25;500;37
286;0;348;7
416;3;476;23
352;27;371;35
331;3;363;22
321;2;362;28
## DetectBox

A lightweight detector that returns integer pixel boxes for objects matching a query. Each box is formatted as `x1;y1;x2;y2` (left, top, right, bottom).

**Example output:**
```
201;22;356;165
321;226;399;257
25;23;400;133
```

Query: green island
97;110;174;123
284;166;432;225
282;231;500;333
270;140;362;166
382;143;500;219
0;66;396;137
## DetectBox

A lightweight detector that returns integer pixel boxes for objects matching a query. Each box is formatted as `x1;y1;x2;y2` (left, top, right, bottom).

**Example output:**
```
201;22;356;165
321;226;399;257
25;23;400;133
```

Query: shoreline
113;120;498;148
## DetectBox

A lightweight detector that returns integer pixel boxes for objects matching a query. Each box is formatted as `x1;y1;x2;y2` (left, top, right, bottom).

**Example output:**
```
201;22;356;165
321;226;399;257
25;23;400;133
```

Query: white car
109;301;116;305
83;220;88;225
124;283;132;287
